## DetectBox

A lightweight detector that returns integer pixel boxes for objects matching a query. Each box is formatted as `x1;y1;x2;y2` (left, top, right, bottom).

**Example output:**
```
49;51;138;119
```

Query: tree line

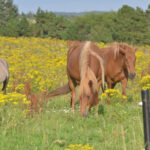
0;0;150;45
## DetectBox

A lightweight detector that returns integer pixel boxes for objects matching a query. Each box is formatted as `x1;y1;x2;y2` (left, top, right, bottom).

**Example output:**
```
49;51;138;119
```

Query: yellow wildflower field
0;37;149;105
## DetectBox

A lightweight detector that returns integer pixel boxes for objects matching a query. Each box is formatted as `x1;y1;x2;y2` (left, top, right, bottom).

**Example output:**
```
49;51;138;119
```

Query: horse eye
87;95;90;99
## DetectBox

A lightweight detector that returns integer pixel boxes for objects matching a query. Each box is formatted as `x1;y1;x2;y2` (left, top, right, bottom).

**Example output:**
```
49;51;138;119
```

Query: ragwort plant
139;75;150;90
100;89;127;104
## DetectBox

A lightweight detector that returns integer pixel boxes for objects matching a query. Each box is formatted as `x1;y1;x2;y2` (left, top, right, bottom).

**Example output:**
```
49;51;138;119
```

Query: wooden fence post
142;89;150;150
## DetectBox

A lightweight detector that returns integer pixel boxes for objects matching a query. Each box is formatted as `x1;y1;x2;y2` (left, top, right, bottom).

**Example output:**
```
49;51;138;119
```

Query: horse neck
79;42;98;96
104;49;125;68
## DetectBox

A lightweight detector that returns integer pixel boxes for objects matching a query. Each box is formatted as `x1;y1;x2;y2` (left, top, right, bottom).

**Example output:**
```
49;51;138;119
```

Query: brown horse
47;41;104;116
101;42;137;95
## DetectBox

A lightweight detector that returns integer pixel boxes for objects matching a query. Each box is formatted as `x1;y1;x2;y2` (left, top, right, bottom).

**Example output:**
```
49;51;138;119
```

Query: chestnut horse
101;43;137;95
47;41;104;116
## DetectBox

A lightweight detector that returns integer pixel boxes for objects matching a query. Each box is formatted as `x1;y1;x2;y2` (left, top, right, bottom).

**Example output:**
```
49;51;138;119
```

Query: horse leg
68;75;76;111
94;81;102;116
2;77;9;94
121;78;127;96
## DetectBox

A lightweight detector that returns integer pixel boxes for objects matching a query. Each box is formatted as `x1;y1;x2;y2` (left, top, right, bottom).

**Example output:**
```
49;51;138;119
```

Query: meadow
0;37;150;150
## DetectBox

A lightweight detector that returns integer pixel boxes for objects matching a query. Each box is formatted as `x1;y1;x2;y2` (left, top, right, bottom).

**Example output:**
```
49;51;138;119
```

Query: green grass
0;95;144;150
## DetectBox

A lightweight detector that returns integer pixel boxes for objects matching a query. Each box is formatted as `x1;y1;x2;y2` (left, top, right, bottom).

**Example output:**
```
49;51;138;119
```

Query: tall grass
0;95;144;150
0;37;147;149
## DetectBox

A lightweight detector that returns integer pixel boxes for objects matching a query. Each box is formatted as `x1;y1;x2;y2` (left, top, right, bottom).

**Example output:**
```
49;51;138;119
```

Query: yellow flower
13;102;18;105
122;95;127;101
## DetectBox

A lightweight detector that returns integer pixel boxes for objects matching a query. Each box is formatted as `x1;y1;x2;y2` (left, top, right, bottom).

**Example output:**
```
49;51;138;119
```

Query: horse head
119;44;137;79
79;41;100;117
79;80;98;117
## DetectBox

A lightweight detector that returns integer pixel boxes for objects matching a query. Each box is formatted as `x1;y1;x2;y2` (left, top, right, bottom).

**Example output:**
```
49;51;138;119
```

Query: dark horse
101;42;137;95
0;57;9;94
47;41;104;116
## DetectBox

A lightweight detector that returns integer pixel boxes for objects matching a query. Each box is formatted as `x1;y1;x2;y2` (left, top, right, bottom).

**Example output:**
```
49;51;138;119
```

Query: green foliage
0;0;150;45
113;5;150;45
3;19;19;37
89;25;113;42
35;8;56;37
33;8;68;39
0;96;144;150
0;0;18;36
18;14;31;36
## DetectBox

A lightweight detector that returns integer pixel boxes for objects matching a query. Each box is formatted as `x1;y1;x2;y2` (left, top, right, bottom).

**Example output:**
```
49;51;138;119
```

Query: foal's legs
2;77;9;94
68;75;77;111
121;78;127;96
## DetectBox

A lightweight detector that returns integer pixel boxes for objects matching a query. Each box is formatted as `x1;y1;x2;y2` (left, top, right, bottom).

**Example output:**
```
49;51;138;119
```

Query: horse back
67;42;102;82
67;43;84;81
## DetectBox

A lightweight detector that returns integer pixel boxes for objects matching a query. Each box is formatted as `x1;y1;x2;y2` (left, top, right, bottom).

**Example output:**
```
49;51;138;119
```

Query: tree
88;12;115;43
54;15;68;39
35;8;57;37
146;4;150;43
0;0;19;36
18;14;31;36
88;25;113;43
63;22;80;40
113;5;150;45
4;19;19;36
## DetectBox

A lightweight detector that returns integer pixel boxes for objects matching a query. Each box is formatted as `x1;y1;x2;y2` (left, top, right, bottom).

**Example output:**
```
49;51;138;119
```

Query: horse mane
79;41;98;96
90;50;105;90
80;41;91;79
119;43;133;50
109;42;133;59
108;42;119;59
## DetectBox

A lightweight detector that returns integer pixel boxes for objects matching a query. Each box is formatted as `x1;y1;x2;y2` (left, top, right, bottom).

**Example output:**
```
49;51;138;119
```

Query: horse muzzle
82;108;89;117
129;73;136;79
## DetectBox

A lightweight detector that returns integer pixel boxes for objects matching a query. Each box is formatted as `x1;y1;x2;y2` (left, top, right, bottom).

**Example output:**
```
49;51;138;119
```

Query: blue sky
13;0;150;13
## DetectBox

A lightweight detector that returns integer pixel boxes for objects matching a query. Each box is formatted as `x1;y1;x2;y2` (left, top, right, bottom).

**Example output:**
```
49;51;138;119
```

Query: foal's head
119;44;137;79
79;80;98;117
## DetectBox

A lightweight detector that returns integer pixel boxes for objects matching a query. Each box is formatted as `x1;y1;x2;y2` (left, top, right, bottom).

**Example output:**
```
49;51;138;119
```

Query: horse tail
79;41;98;96
90;51;105;90
46;84;71;98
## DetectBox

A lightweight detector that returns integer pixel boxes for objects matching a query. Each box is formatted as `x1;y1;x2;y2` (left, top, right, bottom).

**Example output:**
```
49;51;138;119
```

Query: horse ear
119;47;126;55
